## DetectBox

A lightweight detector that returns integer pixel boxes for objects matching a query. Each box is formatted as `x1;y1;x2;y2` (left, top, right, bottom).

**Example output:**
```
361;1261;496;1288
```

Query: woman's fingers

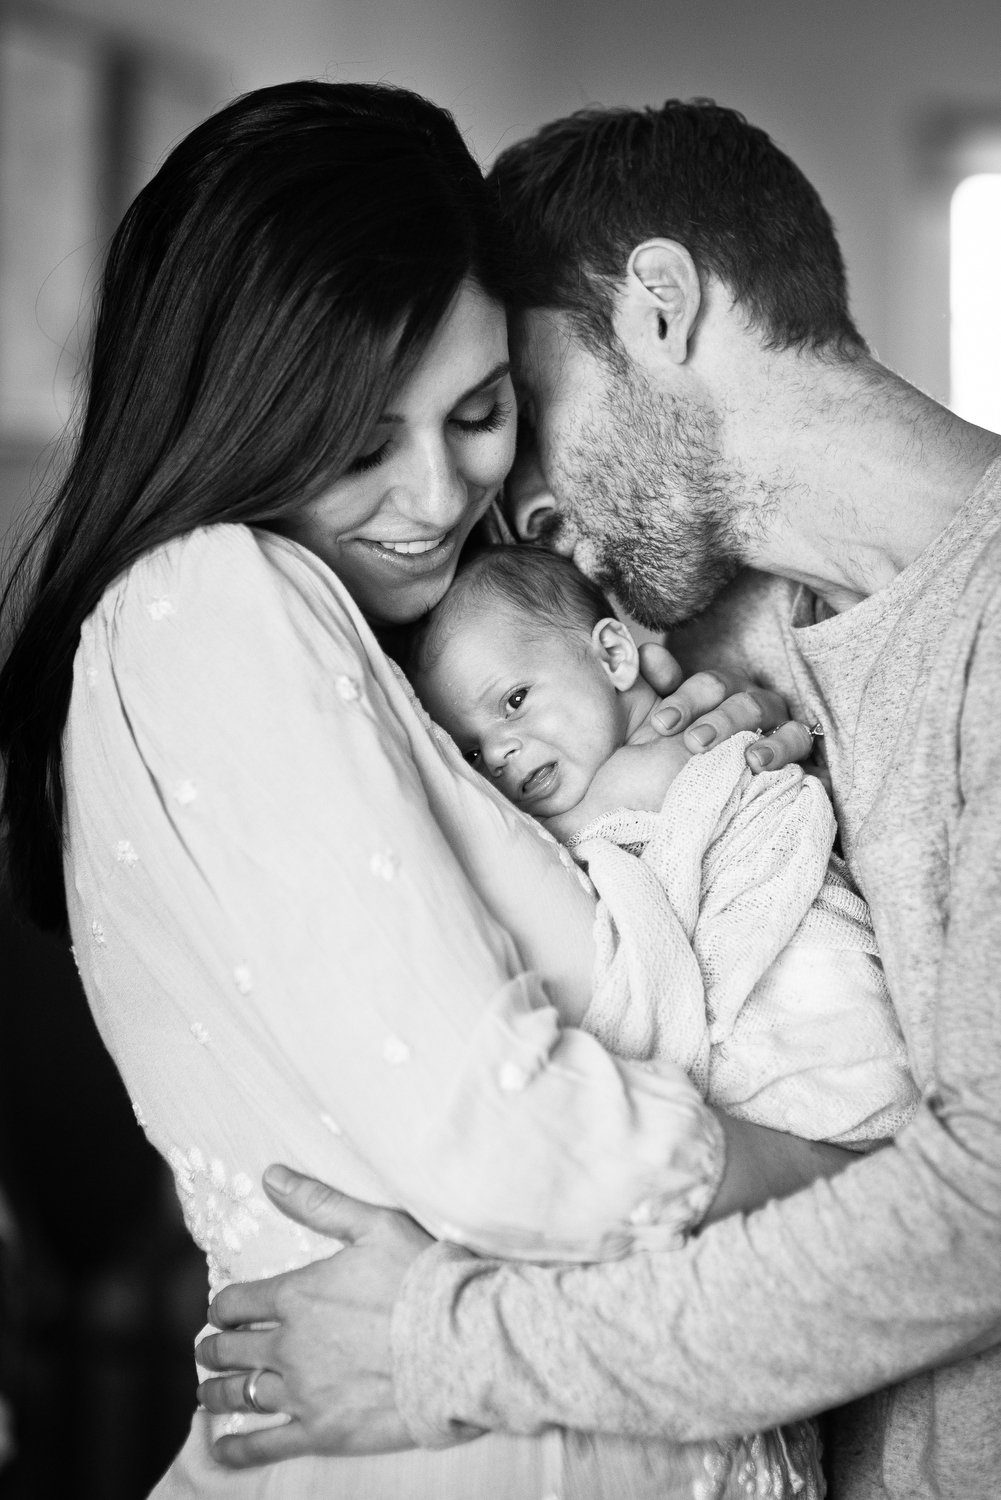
637;641;685;701
197;1368;287;1416
745;720;823;775
643;667;822;773
262;1166;385;1241
651;675;788;746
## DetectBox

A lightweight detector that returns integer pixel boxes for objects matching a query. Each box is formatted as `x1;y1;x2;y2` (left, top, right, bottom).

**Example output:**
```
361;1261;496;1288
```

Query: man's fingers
212;1417;308;1470
262;1166;387;1241
197;1325;275;1367
637;641;685;701
197;1368;287;1416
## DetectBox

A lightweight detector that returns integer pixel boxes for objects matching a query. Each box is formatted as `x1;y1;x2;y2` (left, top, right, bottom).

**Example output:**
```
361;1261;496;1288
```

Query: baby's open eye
463;747;481;766
506;688;528;711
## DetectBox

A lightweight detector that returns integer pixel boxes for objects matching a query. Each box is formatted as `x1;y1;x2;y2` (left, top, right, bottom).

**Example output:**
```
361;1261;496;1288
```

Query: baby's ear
592;617;640;691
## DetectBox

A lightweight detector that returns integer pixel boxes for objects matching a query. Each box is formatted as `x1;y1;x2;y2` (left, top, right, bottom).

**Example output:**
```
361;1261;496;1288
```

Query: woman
0;82;837;1497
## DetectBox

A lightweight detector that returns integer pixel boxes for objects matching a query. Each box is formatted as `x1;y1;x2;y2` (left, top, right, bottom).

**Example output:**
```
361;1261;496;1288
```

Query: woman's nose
409;441;469;531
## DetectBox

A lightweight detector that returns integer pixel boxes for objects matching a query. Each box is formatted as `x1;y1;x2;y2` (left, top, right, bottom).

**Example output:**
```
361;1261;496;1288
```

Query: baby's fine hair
408;544;617;680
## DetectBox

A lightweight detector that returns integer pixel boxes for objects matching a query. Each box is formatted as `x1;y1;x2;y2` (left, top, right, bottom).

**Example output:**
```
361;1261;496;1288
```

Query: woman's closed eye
345;396;513;475
346;440;390;475
450;398;514;436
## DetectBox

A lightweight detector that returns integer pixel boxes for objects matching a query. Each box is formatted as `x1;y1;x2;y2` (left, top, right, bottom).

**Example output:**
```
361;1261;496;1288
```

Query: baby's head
409;546;655;819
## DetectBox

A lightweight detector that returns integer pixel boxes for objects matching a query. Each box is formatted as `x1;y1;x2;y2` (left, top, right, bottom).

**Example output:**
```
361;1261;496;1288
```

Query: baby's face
416;602;630;818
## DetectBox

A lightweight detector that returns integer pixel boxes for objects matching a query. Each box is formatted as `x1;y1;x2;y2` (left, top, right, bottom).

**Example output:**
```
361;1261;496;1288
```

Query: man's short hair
488;99;866;361
408;544;616;679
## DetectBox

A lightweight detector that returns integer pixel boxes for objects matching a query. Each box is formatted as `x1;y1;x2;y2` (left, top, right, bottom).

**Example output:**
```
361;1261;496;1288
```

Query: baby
410;544;918;1149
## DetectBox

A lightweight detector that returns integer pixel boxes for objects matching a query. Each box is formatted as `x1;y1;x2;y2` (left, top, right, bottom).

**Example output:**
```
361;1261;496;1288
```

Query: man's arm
389;591;1001;1446
196;1113;855;1464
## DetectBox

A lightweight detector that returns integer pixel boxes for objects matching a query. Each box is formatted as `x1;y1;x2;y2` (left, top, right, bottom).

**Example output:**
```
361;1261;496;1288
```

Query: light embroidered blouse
63;525;735;1500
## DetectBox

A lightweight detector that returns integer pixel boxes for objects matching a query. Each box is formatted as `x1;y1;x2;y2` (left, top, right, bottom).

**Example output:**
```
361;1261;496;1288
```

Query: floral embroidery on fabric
131;1100;147;1128
498;1061;530;1093
115;839;139;867
233;964;253;995
167;1146;268;1287
190;1021;210;1045
334;674;361;703
370;849;400;881
174;779;198;805
147;596;176;620
85;665;99;686
383;1034;411;1066
90;920;106;946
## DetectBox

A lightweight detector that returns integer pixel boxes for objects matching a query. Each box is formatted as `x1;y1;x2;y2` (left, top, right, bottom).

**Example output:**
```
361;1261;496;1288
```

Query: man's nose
504;435;558;543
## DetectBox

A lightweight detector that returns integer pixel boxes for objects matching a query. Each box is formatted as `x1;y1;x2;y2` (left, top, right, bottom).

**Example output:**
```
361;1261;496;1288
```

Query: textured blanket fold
570;734;918;1145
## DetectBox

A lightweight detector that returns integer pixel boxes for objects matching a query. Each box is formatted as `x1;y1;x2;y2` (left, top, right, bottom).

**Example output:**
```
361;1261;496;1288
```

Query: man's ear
614;239;702;367
591;617;640;691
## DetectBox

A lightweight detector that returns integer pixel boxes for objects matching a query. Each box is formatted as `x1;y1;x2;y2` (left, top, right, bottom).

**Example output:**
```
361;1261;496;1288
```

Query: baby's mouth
520;762;558;802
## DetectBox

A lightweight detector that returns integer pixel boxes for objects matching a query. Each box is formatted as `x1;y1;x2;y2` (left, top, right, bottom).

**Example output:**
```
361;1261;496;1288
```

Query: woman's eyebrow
382;361;511;423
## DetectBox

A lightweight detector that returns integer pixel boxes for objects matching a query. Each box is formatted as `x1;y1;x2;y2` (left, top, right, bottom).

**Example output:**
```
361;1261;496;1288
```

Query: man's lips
519;761;558;802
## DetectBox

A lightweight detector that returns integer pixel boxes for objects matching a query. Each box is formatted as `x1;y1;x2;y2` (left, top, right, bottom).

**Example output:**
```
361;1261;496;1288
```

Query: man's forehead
510;308;580;393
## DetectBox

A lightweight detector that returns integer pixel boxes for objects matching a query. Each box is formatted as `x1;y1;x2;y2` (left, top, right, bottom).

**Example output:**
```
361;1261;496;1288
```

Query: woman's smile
353;528;462;572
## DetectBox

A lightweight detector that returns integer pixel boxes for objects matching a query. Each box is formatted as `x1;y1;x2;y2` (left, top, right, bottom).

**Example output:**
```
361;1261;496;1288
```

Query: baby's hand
639;643;816;773
543;737;692;843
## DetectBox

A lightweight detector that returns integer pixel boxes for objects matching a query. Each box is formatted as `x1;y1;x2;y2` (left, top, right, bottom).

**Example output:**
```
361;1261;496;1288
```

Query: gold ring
243;1368;270;1415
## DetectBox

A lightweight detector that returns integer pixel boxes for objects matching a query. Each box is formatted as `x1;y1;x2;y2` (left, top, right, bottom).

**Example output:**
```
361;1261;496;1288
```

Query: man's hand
195;1167;433;1468
638;642;817;773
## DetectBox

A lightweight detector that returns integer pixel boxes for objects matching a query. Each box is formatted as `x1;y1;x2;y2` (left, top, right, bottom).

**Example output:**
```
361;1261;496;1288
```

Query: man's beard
551;368;746;630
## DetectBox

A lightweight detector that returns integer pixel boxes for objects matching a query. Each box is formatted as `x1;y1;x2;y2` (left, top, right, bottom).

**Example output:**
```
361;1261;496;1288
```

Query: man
197;100;1001;1496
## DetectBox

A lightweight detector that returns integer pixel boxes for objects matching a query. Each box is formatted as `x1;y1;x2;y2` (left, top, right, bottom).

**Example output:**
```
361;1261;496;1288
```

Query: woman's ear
591;617;640;691
614;239;702;367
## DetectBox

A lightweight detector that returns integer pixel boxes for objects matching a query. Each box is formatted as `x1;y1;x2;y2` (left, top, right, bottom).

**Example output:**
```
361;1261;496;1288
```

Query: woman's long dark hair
0;80;513;931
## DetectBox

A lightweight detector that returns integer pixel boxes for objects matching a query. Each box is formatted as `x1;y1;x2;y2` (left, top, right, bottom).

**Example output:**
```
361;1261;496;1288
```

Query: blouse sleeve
75;527;722;1262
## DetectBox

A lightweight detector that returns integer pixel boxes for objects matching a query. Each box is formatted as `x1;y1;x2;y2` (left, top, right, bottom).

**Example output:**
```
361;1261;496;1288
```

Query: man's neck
719;348;1001;613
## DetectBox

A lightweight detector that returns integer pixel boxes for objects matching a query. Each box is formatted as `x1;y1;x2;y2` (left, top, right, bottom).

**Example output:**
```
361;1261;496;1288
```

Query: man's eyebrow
382;361;511;424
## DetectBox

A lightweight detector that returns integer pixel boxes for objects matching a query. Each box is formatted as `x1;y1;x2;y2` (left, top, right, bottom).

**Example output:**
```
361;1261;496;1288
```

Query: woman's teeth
376;538;443;555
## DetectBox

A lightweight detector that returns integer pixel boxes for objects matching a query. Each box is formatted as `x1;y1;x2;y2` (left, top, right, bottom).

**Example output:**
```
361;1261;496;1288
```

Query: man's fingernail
748;745;774;770
688;724;716;749
264;1165;294;1195
653;707;681;733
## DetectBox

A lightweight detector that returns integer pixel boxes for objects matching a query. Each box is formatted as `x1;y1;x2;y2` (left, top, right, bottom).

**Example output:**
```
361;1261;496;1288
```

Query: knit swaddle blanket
570;733;918;1146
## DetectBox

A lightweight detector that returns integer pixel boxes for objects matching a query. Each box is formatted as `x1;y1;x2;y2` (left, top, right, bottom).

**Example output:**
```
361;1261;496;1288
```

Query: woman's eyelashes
347;441;390;475
346;398;514;476
450;398;514;436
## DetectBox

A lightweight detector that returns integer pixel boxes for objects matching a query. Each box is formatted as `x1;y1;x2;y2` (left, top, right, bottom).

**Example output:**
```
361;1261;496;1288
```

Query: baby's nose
483;731;521;777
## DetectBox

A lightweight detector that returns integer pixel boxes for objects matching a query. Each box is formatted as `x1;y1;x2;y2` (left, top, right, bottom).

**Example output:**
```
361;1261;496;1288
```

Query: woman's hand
196;1168;433;1466
638;642;818;774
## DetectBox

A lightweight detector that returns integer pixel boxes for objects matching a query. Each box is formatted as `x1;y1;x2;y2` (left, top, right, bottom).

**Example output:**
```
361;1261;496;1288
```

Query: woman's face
288;281;516;625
